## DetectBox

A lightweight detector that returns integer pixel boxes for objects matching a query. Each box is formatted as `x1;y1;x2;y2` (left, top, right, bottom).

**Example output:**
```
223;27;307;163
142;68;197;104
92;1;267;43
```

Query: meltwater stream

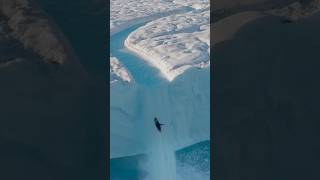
110;24;210;180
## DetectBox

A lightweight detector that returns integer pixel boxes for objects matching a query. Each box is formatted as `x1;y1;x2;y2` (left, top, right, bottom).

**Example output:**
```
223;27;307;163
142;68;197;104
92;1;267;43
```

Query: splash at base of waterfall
110;141;210;180
141;131;177;180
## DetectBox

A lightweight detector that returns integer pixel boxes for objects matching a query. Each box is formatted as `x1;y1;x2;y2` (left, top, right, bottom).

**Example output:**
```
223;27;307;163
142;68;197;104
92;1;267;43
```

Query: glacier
110;24;210;158
110;0;210;179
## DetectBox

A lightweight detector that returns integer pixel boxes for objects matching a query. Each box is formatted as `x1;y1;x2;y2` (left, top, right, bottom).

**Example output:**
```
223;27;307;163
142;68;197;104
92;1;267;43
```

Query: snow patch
110;56;132;84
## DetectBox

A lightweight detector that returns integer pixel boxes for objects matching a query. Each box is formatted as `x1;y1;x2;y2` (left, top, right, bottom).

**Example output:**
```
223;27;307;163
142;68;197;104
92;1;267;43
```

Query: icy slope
125;10;210;81
110;67;210;158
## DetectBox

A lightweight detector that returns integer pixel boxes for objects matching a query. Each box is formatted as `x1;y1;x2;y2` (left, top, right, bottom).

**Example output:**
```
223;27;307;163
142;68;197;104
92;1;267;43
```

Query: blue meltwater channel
110;24;167;87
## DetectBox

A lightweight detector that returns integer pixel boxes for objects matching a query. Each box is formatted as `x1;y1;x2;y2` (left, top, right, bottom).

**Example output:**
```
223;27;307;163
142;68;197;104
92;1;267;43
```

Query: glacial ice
110;0;210;159
110;0;190;35
173;0;210;10
110;67;210;158
125;10;210;81
110;0;210;81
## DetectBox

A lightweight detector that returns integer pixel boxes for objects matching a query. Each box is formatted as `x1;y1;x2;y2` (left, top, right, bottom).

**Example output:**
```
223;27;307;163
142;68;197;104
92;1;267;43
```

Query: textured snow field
125;10;210;81
110;0;209;33
110;0;210;82
110;0;190;35
173;0;210;9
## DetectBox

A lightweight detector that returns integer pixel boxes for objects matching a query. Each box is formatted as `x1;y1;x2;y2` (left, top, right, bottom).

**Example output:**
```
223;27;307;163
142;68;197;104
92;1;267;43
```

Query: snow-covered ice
173;0;210;10
110;0;210;81
110;0;210;160
110;56;132;84
110;0;191;35
125;10;210;81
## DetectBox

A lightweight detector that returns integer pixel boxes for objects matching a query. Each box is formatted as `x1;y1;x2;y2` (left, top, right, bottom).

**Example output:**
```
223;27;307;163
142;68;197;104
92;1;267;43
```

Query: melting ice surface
110;20;210;180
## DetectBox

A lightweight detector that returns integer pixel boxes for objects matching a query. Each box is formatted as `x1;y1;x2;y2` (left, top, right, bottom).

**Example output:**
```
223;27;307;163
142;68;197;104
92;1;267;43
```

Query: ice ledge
125;38;209;81
124;11;210;81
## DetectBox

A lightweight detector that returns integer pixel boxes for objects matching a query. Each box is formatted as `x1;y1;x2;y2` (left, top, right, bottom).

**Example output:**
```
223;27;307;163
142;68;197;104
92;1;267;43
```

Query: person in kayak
154;117;164;132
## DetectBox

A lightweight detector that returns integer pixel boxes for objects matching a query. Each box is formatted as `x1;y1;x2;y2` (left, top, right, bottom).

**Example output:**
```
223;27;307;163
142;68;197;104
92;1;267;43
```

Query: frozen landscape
125;10;210;81
110;0;210;180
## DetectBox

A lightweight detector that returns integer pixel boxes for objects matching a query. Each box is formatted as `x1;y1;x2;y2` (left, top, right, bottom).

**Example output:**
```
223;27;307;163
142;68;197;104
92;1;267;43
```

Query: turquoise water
110;141;210;180
110;24;167;86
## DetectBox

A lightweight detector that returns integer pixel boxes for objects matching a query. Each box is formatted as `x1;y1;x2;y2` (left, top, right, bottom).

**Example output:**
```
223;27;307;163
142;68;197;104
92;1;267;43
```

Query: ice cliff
110;67;209;158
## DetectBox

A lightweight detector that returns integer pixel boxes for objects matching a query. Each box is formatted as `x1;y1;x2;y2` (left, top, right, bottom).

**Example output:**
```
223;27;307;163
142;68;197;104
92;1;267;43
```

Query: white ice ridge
125;10;210;81
110;0;192;35
110;56;132;84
